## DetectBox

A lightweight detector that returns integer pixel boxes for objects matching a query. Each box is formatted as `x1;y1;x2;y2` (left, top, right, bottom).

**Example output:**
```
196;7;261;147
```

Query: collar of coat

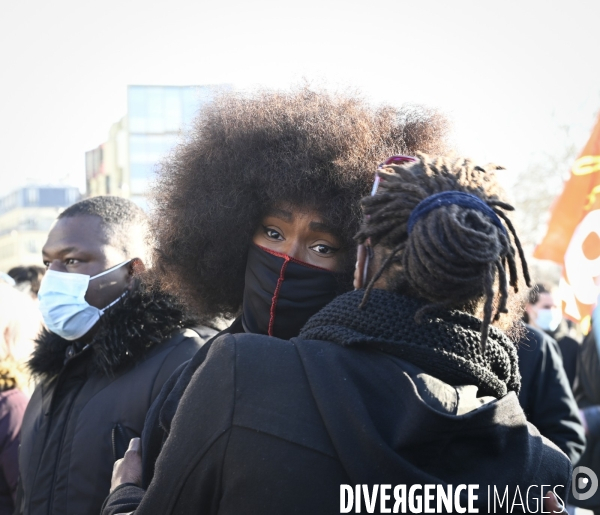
29;282;198;379
299;289;521;399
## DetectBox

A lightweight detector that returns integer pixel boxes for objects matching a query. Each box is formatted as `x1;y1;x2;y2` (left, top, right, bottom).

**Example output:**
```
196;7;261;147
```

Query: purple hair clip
372;155;417;195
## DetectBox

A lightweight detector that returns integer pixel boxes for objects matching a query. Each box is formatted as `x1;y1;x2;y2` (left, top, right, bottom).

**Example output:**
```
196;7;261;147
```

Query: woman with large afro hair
103;88;449;509
151;87;449;337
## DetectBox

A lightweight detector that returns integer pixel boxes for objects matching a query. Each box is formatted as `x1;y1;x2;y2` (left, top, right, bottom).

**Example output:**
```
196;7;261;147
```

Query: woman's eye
65;258;79;265
264;227;283;240
311;244;338;255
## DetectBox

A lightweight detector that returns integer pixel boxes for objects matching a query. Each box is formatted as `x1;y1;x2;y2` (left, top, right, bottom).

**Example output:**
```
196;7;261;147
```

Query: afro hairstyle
151;87;449;319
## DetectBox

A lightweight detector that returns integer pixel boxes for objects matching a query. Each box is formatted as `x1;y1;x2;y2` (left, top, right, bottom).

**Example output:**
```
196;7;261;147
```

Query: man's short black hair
527;283;551;306
58;196;149;261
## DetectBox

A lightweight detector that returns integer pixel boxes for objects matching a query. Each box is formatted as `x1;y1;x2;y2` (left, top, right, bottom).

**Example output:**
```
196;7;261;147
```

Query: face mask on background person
536;308;562;332
242;244;341;340
38;260;131;341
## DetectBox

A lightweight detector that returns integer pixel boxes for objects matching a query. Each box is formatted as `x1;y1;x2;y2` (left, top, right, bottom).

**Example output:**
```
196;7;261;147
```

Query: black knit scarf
299;289;520;399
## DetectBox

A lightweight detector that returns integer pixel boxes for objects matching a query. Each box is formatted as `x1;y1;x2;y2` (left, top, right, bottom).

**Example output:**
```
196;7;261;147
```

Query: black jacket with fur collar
16;285;216;515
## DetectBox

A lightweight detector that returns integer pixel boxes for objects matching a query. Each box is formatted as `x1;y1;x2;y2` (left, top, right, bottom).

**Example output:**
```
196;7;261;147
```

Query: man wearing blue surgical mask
516;283;585;467
525;283;581;387
15;196;217;515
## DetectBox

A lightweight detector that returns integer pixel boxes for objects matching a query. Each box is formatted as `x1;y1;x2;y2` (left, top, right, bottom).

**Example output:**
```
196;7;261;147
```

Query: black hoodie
103;290;571;515
16;285;216;515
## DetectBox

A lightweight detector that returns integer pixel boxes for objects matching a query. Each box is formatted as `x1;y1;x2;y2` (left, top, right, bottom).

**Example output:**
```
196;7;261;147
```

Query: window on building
27;188;39;205
128;86;149;133
164;88;183;132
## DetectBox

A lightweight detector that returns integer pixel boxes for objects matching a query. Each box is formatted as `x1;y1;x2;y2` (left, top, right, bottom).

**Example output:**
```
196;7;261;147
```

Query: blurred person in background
524;283;580;387
101;87;449;511
0;283;40;514
515;282;585;466
15;196;217;515
516;326;585;468
515;283;585;465
103;154;570;515
7;266;45;301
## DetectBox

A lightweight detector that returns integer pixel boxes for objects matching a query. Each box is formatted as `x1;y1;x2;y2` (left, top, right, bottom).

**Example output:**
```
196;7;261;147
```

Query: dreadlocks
356;153;531;349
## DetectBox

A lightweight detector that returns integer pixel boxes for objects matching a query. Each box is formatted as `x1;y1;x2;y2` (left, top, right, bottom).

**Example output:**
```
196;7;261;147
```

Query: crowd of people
0;87;598;514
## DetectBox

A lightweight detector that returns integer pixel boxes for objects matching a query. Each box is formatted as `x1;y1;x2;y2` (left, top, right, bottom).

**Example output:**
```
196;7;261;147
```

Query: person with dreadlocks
103;153;570;515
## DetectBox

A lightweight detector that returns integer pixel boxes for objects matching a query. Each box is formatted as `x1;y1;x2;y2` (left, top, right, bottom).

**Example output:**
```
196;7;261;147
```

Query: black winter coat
517;325;585;463
103;290;572;515
16;286;216;515
548;323;580;388
0;388;27;515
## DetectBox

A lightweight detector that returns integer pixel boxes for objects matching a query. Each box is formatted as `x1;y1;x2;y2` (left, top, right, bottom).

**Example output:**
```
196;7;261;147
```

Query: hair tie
407;191;507;235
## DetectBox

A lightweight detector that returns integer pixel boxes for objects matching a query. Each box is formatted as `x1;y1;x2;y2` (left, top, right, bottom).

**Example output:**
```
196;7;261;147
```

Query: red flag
534;112;600;326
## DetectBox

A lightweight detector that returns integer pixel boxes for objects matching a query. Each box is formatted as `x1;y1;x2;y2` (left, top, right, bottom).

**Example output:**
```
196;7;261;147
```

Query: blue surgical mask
536;308;562;332
38;260;131;341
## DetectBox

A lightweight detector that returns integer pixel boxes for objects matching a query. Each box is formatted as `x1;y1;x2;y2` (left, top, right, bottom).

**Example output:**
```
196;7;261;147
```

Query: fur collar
29;283;197;379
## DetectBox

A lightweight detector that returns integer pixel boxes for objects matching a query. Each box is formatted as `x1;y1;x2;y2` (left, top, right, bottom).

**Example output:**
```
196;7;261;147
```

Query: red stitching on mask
256;244;332;272
268;255;290;336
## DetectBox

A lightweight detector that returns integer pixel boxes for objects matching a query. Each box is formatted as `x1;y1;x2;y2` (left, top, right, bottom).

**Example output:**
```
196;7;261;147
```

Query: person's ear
126;258;145;290
524;303;537;323
354;244;367;290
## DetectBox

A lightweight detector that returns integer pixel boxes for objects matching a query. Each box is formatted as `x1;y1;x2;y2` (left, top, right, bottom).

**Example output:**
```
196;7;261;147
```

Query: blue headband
407;191;507;235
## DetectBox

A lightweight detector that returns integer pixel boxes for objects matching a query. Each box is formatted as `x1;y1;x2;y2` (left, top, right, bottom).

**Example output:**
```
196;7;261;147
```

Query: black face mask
242;243;341;340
